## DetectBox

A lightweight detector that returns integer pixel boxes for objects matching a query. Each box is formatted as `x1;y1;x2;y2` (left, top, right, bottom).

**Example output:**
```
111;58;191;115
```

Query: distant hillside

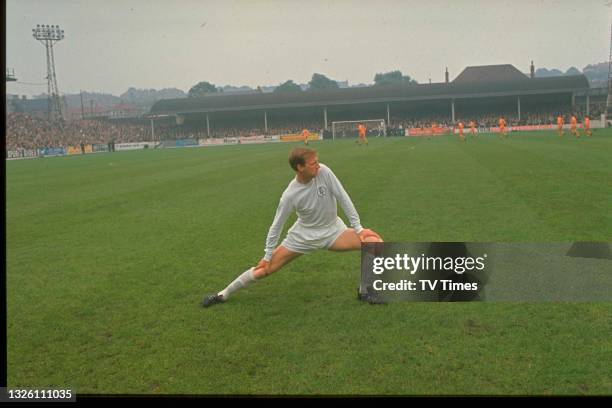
535;66;580;77
535;62;608;88
582;62;608;88
58;92;121;110
37;88;188;110
119;87;186;107
219;85;256;93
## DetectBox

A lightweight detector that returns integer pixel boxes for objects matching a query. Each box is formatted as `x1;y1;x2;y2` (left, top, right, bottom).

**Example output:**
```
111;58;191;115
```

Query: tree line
188;70;418;98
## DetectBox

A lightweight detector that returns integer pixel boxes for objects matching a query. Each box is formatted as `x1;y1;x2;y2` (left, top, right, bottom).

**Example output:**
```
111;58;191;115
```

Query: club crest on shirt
317;186;327;197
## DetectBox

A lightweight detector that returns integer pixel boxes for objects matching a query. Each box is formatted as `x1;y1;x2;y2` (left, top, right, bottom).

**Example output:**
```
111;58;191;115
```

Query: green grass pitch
6;130;612;395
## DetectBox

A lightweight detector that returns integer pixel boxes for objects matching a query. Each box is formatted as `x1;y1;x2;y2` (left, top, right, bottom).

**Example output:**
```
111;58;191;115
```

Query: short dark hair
288;147;317;171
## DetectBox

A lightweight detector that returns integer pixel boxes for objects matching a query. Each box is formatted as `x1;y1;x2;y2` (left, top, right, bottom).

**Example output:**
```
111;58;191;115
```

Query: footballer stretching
202;147;383;307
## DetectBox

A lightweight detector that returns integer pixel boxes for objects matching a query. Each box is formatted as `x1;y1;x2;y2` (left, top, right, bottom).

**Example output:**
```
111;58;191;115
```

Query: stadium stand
6;64;601;153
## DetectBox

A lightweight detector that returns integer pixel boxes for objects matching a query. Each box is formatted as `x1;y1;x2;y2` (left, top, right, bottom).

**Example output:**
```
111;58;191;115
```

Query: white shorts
281;217;348;255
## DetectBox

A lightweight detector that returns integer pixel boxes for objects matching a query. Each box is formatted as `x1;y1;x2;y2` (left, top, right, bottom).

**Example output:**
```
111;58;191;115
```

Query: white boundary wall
115;142;155;151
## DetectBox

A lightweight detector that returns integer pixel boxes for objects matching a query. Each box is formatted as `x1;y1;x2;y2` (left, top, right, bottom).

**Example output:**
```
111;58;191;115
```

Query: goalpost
331;119;387;140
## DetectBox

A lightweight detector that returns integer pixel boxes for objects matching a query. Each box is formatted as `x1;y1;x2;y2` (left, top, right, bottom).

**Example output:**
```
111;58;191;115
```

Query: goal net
331;119;387;140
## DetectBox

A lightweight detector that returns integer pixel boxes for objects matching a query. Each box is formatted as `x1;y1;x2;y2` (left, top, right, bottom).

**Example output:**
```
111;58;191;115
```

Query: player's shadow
566;242;612;260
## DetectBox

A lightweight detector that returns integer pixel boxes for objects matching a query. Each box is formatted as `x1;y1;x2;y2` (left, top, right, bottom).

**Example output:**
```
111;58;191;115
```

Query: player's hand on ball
359;228;383;243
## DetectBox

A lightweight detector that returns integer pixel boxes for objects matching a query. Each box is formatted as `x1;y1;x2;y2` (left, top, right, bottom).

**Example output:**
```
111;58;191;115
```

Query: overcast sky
6;0;612;97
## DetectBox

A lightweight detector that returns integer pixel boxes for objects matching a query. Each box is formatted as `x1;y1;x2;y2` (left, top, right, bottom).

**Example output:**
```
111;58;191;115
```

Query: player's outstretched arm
264;195;293;261
323;166;363;233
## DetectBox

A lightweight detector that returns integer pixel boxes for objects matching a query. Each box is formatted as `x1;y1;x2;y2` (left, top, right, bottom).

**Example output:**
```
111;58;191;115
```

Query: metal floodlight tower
32;24;65;121
606;21;612;124
6;68;17;82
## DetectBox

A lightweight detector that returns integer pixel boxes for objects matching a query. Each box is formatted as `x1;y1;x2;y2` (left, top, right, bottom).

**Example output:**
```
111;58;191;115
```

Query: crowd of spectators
6;113;328;150
389;105;604;130
6;113;151;150
129;118;325;140
6;105;606;151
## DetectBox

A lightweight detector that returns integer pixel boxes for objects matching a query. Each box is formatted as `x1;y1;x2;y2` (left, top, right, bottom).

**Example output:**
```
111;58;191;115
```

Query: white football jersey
264;163;362;260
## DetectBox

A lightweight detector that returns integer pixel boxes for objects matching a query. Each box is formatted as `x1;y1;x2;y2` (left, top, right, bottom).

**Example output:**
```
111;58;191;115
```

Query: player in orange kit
583;115;592;137
570;115;579;138
457;121;465;142
557;115;564;138
356;123;368;145
498;117;507;139
429;122;437;140
301;128;311;145
468;120;477;138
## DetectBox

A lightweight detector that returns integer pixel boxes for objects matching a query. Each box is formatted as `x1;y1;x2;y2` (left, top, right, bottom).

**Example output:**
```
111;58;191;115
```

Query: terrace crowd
6;105;605;151
6;113;151;150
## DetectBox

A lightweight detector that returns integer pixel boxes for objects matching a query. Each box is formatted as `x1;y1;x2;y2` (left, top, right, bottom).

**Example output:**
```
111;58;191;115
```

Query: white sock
218;267;256;300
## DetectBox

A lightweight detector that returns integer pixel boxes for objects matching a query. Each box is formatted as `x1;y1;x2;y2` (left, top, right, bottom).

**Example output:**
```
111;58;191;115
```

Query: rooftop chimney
445;67;449;84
